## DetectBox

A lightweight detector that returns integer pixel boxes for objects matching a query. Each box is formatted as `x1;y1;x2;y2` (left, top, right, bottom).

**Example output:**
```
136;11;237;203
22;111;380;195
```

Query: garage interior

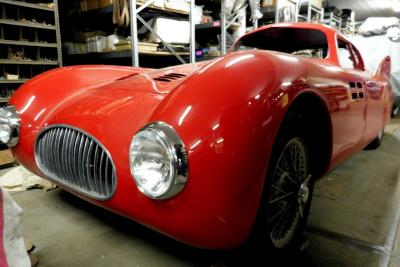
0;0;400;266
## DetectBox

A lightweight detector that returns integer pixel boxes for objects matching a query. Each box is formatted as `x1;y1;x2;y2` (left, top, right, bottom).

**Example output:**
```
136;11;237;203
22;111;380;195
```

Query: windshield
232;27;329;59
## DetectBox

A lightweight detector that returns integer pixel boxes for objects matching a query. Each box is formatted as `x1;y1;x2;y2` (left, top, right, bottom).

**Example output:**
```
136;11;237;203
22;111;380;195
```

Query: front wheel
251;133;314;252
267;137;312;249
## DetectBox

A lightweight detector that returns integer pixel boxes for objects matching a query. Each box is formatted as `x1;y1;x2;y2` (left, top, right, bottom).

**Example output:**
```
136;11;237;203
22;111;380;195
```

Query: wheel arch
278;91;333;179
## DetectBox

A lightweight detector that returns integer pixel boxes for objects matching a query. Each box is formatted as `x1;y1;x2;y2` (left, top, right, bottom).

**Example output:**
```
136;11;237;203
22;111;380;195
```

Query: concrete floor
8;118;400;267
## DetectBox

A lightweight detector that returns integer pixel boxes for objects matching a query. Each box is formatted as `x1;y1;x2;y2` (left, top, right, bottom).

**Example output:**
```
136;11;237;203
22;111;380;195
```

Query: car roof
234;22;359;67
243;22;348;42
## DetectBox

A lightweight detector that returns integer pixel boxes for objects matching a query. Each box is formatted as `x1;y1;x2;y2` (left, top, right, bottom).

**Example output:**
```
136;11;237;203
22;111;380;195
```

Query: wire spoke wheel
267;137;310;248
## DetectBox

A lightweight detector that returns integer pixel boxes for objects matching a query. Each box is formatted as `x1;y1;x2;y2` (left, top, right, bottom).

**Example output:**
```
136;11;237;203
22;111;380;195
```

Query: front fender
145;51;311;247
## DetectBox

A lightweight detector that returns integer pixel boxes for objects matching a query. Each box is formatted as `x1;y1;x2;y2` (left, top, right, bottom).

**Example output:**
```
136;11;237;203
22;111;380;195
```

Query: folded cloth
0;187;30;267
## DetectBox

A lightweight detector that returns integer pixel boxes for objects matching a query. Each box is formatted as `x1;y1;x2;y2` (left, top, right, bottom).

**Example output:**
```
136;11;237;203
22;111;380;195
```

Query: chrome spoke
269;192;294;204
271;201;295;237
272;184;287;194
268;204;287;223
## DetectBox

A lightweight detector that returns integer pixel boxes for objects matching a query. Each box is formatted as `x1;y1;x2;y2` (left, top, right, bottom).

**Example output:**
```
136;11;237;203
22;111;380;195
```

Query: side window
350;45;364;70
337;39;356;69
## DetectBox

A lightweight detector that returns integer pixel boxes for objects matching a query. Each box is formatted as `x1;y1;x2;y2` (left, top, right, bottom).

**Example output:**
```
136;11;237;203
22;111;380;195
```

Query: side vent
154;73;186;83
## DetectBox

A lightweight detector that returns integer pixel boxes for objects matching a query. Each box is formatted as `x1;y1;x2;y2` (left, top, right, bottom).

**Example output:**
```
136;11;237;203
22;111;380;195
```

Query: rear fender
374;56;391;81
145;51;310;247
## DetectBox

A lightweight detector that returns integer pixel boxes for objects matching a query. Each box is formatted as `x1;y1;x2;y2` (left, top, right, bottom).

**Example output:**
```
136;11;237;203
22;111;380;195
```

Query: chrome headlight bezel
0;105;20;146
129;122;188;200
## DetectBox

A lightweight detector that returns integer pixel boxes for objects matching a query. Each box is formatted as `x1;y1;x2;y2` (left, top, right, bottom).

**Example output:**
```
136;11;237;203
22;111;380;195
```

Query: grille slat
35;126;117;200
86;140;95;192
65;129;74;184
48;129;56;174
69;130;78;186
99;151;106;195
94;145;102;195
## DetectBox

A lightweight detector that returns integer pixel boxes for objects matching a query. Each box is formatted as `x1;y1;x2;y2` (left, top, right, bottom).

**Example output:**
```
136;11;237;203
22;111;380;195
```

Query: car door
334;38;367;153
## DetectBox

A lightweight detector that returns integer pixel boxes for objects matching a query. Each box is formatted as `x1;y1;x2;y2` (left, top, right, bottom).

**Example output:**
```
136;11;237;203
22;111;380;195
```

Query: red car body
10;23;392;249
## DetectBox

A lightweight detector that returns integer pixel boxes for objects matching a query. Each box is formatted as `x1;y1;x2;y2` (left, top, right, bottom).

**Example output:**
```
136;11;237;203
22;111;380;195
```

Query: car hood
24;60;212;138
107;60;211;95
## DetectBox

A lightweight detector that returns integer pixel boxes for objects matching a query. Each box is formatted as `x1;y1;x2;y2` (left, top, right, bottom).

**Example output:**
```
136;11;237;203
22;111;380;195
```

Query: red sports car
0;23;392;251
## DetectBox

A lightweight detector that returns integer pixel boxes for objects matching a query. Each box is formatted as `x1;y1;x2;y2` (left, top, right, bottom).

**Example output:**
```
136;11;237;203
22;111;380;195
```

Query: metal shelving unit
0;0;62;102
0;0;54;11
63;1;194;67
129;0;195;66
324;12;342;30
0;18;56;30
297;0;324;23
220;0;249;55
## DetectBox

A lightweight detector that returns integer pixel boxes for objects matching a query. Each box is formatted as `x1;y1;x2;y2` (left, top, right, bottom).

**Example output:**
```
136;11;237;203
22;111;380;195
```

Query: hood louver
154;73;186;83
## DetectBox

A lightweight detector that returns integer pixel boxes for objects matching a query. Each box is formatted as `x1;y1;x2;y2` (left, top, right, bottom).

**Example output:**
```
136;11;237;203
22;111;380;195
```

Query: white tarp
0;166;56;192
349;17;400;99
0;187;31;267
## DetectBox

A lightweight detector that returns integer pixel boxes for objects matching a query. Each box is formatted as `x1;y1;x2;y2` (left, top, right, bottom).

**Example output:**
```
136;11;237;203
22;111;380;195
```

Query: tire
252;116;314;253
391;105;399;118
365;129;383;150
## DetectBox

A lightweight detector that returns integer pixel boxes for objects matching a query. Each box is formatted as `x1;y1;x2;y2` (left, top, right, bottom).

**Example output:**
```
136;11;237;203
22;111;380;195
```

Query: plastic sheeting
0;187;31;267
349;18;400;100
0;166;56;192
222;0;262;23
358;17;400;37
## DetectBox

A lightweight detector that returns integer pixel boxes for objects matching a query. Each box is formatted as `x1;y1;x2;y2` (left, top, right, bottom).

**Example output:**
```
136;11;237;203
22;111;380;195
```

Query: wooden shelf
0;97;10;103
0;19;56;30
68;50;189;59
140;51;189;56
0;0;54;11
0;39;57;47
0;59;59;65
136;2;189;15
0;79;28;83
75;3;188;19
196;21;241;31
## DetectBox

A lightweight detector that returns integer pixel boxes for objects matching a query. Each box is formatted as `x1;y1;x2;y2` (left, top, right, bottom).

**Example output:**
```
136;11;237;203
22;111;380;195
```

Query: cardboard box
0;149;14;166
80;0;99;11
148;18;190;44
311;0;323;9
87;36;107;53
99;0;113;8
114;41;159;53
75;30;104;42
106;34;119;50
262;0;322;9
261;0;277;7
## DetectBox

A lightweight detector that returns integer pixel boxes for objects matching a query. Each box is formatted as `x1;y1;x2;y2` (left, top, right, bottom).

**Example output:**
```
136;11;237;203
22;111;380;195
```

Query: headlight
0;105;20;146
129;122;188;199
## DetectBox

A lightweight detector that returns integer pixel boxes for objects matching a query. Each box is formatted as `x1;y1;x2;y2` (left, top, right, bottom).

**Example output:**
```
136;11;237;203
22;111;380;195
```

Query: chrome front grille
35;125;117;200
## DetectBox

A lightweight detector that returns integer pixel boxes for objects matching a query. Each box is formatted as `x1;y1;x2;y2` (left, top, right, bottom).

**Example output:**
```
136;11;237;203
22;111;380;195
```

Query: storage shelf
78;3;188;17
0;39;57;47
68;50;189;59
0;0;54;11
0;79;28;83
137;2;189;15
0;97;10;103
0;19;56;30
0;59;59;65
196;21;241;31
